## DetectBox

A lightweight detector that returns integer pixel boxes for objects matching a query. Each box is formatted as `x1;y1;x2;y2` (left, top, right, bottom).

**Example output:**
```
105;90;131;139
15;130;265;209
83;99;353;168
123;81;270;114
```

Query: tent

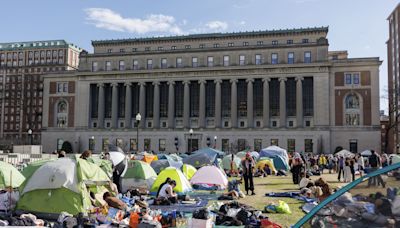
335;149;355;158
260;146;289;163
151;159;183;174
17;158;111;216
150;167;192;194
237;151;259;161
236;151;247;159
87;157;113;178
21;159;54;179
389;154;400;164
256;160;277;174
182;164;197;180
0;161;25;189
142;153;156;164
169;154;183;162
268;155;289;171
294;162;400;227
157;154;182;162
221;155;242;171
193;147;225;157
250;151;260;161
190;166;228;189
183;148;222;168
360;150;372;156
121;160;157;192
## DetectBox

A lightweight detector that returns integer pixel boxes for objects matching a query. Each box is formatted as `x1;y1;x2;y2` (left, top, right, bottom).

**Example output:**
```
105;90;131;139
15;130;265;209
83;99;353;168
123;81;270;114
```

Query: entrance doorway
188;139;199;154
349;140;358;153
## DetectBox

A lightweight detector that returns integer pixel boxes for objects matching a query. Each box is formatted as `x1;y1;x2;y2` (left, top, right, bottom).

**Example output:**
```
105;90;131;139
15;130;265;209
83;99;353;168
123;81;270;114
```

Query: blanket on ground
149;199;208;212
265;192;316;203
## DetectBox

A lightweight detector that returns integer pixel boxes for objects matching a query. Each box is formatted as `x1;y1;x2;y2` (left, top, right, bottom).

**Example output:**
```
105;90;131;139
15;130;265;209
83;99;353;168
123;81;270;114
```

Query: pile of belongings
309;188;400;227
264;200;292;214
0;214;47;227
211;201;270;226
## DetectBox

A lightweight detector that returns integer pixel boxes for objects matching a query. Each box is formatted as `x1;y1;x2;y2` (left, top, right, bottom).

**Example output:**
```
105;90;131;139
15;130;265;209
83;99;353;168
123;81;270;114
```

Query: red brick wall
335;72;344;86
335;89;372;126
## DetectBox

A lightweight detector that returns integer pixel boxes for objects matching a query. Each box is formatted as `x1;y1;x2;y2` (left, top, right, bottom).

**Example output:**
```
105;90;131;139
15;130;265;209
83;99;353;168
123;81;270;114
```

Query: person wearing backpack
367;150;385;188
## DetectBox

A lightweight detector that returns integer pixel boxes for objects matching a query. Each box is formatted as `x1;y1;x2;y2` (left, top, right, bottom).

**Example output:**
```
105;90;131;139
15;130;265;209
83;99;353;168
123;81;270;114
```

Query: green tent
17;158;111;216
21;159;54;179
87;157;113;178
182;164;197;180
0;161;25;189
121;160;157;192
236;151;247;159
222;155;242;171
150;167;192;194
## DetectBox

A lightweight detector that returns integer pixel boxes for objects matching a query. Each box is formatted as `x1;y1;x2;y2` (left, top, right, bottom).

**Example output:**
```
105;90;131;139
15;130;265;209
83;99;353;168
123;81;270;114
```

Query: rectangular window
272;40;278;45
92;62;98;72
305;139;313;152
185;45;191;49
199;44;205;49
353;73;360;85
288;52;294;64
223;55;230;66
254;139;262;152
269;79;279;116
222;139;230;152
161;58;167;69
205;81;215;117
287;139;295;153
132;48;137;52
159;139;166;152
158;46;164;51
147;59;153;69
133;60;139;70
207;56;214;67
345;73;352;85
107;49;112;53
254;79;263;117
221;80;231;117
119;60;125;70
145;82;154;117
286;78;296;116
176;57;183;68
119;49;125;53
159;82;169;117
174;82;184;117
130;139;137;151
255;54;262;65
190;81;200;117
302;39;309;43
304;51;311;63
239;55;245;65
192;57;198;68
144;139;151;151
271;53;278;64
102;138;109;151
171;46;176;50
271;139;279;146
303;77;314;116
257;41;263;46
105;61;111;71
243;42;249;46
287;40;293;44
228;43;234;47
237;79;247;117
213;43;219;48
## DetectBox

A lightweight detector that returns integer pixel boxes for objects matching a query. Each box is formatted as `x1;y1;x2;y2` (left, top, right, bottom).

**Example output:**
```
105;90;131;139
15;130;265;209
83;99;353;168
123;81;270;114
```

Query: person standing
291;152;304;184
367;150;385;188
337;156;344;182
343;158;351;182
241;153;255;195
350;158;355;181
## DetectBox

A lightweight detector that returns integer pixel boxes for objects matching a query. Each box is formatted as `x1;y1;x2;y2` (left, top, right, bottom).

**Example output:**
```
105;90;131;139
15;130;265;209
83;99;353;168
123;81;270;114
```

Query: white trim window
223;55;230;66
344;93;361;126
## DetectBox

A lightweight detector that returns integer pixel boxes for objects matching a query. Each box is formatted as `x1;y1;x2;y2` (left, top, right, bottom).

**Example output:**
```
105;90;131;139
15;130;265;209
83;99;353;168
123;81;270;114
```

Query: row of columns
95;77;305;129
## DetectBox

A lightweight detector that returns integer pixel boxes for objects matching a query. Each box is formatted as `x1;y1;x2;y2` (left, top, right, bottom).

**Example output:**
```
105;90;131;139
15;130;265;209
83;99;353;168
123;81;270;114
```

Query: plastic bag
264;204;277;213
275;201;291;214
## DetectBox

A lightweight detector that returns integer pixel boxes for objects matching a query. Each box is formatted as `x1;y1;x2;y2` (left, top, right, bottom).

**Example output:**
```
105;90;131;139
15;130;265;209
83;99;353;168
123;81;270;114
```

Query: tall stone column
183;81;190;128
230;79;238;128
153;81;160;129
124;82;132;128
246;78;254;128
214;79;222;128
97;83;105;128
262;78;270;128
296;77;304;128
139;82;146;128
168;81;175;128
279;77;287;128
111;82;118;128
199;80;206;128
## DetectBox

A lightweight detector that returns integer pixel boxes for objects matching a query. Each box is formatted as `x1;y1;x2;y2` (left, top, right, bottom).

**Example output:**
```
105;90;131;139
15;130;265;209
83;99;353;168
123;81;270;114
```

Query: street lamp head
189;129;193;134
214;136;217;140
91;136;95;140
136;113;142;121
28;129;33;135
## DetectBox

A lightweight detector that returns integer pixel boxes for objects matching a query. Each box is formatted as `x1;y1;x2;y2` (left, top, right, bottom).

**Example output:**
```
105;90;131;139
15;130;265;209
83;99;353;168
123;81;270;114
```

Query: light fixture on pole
89;136;95;151
214;136;217;149
189;128;193;154
135;113;142;155
27;129;33;145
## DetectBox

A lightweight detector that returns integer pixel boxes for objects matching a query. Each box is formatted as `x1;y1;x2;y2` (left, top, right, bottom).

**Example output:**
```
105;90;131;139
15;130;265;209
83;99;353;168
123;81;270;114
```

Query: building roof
0;40;82;51
92;26;329;46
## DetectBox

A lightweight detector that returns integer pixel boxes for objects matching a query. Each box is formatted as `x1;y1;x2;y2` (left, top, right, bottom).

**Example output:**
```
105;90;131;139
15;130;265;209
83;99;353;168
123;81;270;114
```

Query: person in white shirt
0;187;19;211
158;180;178;203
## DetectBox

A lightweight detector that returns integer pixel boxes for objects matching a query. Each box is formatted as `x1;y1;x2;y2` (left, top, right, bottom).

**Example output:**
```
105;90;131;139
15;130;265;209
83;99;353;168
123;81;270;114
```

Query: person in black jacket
241;153;255;195
367;150;385;188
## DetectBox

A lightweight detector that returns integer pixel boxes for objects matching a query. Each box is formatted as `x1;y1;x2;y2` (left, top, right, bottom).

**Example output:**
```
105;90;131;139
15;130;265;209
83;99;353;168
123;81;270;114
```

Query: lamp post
135;113;141;155
27;129;33;145
189;128;193;154
214;136;217;149
89;136;95;152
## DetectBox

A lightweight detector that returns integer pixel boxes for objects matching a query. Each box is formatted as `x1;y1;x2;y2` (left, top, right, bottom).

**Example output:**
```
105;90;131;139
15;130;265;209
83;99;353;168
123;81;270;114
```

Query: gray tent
150;159;183;174
183;148;220;168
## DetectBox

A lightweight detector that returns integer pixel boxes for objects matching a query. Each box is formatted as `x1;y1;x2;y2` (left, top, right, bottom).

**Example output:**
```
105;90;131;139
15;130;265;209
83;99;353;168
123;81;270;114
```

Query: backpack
369;154;379;168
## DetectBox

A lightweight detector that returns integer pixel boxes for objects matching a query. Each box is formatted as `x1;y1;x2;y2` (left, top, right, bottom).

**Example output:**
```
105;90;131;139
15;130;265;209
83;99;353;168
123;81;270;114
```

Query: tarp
335;149;355;158
222;155;242;171
256;160;277;174
107;144;126;166
17;158;111;215
190;166;228;189
260;146;289;163
151;159;183;174
183;148;222;168
360;150;372;156
122;160;157;192
182;164;197;180
0;161;25;189
150;167;192;194
193;147;225;157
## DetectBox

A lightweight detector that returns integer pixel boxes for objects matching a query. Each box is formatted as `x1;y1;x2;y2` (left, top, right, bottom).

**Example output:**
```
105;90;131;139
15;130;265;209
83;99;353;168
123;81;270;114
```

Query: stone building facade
41;27;381;154
0;40;81;149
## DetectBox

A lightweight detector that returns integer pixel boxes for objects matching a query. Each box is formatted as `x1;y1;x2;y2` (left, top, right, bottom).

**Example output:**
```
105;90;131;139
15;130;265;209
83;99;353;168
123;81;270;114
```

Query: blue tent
151;159;183;174
183;148;222;168
269;155;289;171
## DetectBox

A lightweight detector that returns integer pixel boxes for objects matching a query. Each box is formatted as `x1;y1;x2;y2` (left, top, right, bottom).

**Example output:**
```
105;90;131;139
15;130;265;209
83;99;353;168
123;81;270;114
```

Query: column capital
111;82;119;87
167;80;175;85
230;78;238;84
246;78;254;83
279;77;287;82
152;81;160;86
97;83;104;88
124;82;132;87
295;76;304;81
138;81;146;86
214;79;222;84
262;77;271;82
198;79;206;84
183;80;191;85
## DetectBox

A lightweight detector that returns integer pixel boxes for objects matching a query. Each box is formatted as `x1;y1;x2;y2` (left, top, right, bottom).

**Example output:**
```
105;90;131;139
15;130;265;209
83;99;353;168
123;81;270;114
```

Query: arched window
344;94;361;126
56;100;68;128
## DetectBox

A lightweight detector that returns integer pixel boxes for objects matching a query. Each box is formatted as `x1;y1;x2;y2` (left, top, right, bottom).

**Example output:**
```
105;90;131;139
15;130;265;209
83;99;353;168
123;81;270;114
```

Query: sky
1;0;397;112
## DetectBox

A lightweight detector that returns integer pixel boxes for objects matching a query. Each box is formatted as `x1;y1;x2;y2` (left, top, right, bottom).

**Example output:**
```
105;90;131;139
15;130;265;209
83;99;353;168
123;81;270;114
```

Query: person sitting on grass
263;164;271;176
158;180;178;204
156;177;171;198
299;172;311;189
221;179;245;199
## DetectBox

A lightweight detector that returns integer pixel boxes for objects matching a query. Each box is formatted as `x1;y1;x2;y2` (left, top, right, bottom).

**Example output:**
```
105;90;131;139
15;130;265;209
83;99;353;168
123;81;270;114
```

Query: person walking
357;153;365;176
337;156;344;182
367;150;385;188
350;158;356;181
241;153;255;195
291;152;304;184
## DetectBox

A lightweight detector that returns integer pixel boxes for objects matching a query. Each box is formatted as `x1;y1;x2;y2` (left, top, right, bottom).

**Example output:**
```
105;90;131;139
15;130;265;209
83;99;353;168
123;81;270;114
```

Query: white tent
361;150;372;156
190;166;228;189
335;149;355;158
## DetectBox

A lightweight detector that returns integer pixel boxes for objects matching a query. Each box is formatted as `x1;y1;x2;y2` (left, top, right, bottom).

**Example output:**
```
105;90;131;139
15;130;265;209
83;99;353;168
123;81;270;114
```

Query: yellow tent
182;164;197;180
150;167;192;194
256;160;277;174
